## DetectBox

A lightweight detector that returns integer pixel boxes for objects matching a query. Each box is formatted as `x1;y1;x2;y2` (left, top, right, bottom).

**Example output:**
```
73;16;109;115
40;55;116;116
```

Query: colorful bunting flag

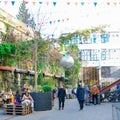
39;2;43;4
81;2;85;6
0;1;120;7
11;1;15;6
53;2;56;6
67;2;70;5
46;2;49;6
93;2;97;6
4;1;8;5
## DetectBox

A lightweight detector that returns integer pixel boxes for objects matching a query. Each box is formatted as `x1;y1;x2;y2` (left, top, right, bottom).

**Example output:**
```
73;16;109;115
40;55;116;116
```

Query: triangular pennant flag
46;2;49;6
57;20;60;22
32;2;36;5
93;2;97;6
11;1;15;6
52;34;54;37
53;20;56;24
39;2;43;4
49;21;52;24
4;1;8;5
66;18;69;21
75;2;78;6
81;2;85;6
62;19;64;22
107;2;110;6
53;2;56;6
25;1;29;4
67;2;70;5
113;2;117;6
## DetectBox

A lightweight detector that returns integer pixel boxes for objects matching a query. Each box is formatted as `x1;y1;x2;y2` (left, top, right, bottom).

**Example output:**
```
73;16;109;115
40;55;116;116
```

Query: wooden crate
4;104;32;115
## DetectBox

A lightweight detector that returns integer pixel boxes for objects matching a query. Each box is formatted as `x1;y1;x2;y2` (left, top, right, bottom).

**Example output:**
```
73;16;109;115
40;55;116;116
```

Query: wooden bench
4;104;32;115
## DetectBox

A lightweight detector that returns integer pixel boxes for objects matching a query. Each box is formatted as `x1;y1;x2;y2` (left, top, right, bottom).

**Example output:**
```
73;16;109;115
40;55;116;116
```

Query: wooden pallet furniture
0;98;3;107
4;104;32;115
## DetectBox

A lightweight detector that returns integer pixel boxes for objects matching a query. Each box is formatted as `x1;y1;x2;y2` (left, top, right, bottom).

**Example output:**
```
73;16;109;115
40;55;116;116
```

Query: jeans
92;94;98;105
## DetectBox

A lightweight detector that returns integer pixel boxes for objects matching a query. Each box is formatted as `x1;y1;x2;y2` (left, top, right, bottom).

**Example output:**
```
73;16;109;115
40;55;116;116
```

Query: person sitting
22;91;34;111
8;92;14;103
14;90;22;105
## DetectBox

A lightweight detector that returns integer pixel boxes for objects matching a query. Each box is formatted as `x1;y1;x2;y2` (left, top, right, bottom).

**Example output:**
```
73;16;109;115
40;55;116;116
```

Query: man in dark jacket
57;85;66;110
76;83;85;110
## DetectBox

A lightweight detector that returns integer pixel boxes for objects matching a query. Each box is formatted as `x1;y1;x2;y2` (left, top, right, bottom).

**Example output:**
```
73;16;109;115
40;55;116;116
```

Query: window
101;50;106;60
101;34;109;43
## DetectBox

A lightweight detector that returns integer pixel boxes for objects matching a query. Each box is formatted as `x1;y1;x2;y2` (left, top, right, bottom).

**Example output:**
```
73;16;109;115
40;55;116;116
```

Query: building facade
65;31;120;86
0;8;34;43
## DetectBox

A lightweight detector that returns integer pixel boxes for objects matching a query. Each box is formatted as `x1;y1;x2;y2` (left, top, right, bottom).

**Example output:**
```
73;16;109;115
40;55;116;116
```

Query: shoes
59;107;64;110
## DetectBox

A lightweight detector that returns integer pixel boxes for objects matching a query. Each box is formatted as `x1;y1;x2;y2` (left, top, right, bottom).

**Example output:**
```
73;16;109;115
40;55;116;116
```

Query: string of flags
0;1;120;6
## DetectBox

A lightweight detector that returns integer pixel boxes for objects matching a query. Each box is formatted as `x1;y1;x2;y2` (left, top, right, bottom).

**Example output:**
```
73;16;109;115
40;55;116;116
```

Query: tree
16;0;30;24
16;0;36;29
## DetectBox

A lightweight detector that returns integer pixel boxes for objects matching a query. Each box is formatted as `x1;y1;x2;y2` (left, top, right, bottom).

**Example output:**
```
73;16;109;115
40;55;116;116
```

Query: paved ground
0;99;113;120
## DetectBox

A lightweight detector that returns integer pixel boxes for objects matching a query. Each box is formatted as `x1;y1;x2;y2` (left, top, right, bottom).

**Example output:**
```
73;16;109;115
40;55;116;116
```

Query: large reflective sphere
60;55;74;68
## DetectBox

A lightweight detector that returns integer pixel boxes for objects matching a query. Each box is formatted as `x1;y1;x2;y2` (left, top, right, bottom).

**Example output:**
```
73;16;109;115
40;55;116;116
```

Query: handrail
100;79;120;94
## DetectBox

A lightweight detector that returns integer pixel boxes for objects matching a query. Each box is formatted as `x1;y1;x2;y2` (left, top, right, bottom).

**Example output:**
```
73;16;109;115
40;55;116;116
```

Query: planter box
30;92;52;111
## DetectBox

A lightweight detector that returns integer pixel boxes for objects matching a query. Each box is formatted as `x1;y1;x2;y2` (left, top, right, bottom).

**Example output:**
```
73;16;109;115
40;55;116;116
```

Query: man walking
76;83;85;110
57;84;66;110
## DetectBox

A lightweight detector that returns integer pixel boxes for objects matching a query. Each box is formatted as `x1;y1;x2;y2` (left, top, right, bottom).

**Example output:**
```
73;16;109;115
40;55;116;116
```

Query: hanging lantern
60;55;74;68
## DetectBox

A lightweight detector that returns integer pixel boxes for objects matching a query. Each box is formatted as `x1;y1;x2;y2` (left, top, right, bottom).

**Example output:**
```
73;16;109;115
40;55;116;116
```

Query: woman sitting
22;91;34;111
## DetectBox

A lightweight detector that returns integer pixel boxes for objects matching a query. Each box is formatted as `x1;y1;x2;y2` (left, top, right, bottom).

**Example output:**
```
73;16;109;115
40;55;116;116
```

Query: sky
0;0;120;38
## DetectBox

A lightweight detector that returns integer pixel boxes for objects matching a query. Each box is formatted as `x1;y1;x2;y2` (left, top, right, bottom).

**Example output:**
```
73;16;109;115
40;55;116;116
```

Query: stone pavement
0;99;113;120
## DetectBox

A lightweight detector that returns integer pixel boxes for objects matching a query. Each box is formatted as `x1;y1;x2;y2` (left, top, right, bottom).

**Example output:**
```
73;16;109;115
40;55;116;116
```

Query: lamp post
34;32;39;92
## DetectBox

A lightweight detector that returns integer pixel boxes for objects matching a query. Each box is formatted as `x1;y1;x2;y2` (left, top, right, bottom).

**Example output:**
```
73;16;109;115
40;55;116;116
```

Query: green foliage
0;43;15;56
42;85;52;92
37;85;42;91
59;25;107;44
38;72;44;85
65;84;73;89
0;43;15;64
